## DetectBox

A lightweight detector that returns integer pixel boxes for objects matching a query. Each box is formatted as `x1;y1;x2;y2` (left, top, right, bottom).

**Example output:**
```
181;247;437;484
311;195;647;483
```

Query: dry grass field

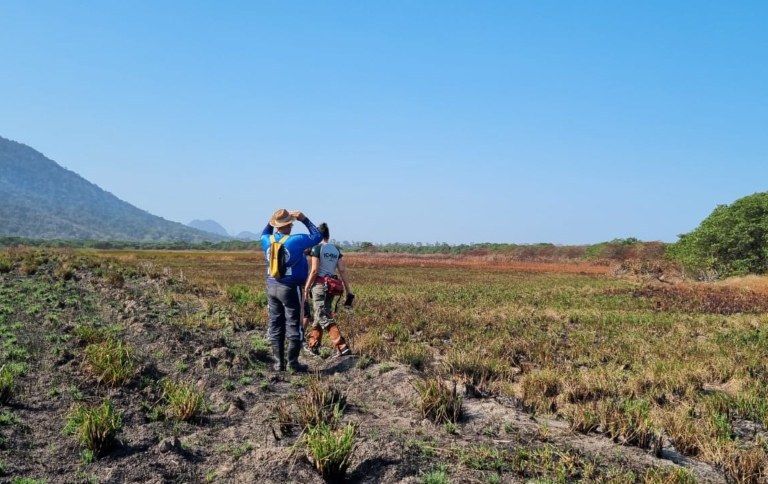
1;248;767;482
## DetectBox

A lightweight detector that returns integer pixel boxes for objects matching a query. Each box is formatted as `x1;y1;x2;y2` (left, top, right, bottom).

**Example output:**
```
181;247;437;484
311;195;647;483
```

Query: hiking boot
304;343;320;357
287;340;308;373
334;346;351;358
271;341;285;372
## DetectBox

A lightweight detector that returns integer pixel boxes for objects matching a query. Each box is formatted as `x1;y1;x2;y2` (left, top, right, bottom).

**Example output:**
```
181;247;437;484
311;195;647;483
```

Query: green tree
669;192;768;278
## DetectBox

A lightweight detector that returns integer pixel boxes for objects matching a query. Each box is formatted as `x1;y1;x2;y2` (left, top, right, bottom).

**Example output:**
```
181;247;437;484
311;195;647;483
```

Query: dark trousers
267;282;303;343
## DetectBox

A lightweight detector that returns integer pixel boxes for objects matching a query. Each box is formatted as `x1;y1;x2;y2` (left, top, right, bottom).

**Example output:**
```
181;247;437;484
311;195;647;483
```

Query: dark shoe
287;340;308;373
271;341;285;372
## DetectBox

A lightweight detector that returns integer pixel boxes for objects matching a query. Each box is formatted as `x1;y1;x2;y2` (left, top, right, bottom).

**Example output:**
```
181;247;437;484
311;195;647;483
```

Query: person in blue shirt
261;208;322;372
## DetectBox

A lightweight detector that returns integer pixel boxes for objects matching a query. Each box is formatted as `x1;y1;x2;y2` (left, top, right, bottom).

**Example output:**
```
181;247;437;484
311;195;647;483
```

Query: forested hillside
0;136;227;242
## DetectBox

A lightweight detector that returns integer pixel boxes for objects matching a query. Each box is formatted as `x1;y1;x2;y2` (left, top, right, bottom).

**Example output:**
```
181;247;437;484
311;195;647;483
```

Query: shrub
669;192;768;278
64;400;122;454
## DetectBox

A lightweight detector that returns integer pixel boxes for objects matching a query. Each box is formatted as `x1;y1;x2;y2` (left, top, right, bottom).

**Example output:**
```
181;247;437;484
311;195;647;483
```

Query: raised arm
290;210;322;244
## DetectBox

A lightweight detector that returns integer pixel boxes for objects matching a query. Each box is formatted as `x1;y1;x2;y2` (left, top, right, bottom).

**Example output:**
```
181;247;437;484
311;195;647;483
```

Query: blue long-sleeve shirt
261;218;322;286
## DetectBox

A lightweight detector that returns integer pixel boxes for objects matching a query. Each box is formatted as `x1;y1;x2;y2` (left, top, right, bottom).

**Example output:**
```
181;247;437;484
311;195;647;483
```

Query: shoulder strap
270;234;290;245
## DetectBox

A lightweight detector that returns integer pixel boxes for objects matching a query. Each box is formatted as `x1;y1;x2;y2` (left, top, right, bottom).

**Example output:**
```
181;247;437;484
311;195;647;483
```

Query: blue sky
2;1;766;244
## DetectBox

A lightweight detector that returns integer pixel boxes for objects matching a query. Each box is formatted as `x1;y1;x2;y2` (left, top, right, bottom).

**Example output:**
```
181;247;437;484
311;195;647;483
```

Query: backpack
268;234;290;278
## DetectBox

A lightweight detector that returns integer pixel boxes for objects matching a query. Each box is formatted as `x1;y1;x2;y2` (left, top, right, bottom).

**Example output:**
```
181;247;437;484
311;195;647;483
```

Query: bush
669;192;768;278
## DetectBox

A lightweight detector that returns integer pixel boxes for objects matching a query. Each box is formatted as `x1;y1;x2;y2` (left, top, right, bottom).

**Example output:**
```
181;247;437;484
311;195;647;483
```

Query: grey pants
267;282;303;343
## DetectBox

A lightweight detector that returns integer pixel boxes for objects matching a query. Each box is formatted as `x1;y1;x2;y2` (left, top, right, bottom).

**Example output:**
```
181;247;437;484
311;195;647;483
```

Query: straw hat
269;208;295;228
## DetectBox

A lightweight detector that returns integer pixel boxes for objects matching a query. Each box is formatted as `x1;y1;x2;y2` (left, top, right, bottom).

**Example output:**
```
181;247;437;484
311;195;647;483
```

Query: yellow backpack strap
271;234;289;246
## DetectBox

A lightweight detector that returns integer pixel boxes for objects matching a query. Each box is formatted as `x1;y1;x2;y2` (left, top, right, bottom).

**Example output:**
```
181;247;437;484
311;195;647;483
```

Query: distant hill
188;219;229;237
235;231;260;241
0;136;228;242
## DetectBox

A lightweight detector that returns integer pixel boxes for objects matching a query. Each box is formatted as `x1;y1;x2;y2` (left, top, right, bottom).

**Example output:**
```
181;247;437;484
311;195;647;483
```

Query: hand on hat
289;210;305;222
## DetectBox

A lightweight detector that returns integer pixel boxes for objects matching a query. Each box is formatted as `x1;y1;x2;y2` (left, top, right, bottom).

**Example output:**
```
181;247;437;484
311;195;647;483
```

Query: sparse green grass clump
299;379;347;428
303;422;356;481
420;465;449;484
0;365;18;404
162;379;206;421
394;343;431;371
250;334;272;362
0;410;20;426
11;478;48;484
83;338;136;386
414;376;463;425
64;399;122;454
0;254;12;273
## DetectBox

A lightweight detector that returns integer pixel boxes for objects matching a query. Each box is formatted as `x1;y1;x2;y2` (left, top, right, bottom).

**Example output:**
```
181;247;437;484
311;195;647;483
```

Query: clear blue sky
2;1;766;244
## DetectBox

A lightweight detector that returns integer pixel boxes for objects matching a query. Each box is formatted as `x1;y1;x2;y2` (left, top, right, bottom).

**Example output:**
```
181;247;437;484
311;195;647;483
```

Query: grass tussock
64;399;122;454
302;422;356;481
298;378;347;429
162;379;206;421
83;338;136;386
442;350;505;396
413;376;463;425
273;400;295;435
521;369;562;413
0;365;18;404
393;343;431;371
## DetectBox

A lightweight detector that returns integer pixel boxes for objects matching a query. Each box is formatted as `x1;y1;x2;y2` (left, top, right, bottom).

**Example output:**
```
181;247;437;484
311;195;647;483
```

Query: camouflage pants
307;283;347;351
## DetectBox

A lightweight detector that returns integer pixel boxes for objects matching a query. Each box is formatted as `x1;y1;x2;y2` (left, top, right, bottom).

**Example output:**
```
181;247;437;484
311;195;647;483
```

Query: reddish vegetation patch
614;284;768;315
346;253;610;275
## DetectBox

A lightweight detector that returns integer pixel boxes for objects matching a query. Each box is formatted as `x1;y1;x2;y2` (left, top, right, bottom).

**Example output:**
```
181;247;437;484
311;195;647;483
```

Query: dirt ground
0;254;727;483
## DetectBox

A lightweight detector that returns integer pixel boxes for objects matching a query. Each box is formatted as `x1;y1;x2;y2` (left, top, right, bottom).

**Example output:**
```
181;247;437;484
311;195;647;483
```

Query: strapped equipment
320;275;345;297
268;234;291;278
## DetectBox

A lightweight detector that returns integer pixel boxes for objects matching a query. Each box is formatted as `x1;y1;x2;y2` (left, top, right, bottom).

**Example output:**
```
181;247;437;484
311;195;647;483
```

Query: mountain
235;231;260;241
188;219;229;237
0;136;228;242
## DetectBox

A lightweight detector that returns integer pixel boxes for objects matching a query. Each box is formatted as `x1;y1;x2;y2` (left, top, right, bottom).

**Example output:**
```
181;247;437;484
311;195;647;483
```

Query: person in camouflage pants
302;223;353;357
